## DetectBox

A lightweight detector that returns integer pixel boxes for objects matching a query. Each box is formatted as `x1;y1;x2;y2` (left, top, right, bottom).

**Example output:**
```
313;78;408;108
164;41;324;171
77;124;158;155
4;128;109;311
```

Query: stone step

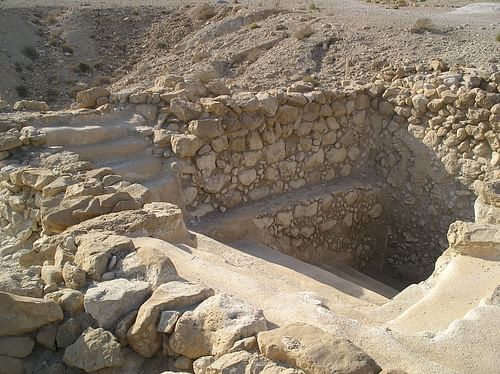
65;137;149;164
107;156;166;183
142;173;183;206
42;124;130;146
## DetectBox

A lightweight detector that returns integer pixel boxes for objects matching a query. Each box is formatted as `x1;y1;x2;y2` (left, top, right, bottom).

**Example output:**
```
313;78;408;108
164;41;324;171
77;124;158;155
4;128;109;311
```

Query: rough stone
84;278;151;330
63;327;124;372
44;289;84;316
206;351;303;374
257;323;381;374
128;281;214;358
0;336;35;358
75;232;134;280
56;317;81;348
115;244;178;289
0;291;63;336
170;293;268;359
76;87;110;108
171;134;204;157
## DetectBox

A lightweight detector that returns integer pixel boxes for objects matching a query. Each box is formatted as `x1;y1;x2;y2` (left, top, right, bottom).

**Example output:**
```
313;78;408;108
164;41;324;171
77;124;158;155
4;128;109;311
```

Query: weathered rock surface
170;293;268;359
0;336;35;358
257;323;381;374
128;281;214;358
75;232;134;280
44;289;84;316
63;327;124;372
84;278;151;329
0;291;63;336
64;202;195;247
115;243;178;288
206;351;304;374
0;356;24;374
76;87;110;108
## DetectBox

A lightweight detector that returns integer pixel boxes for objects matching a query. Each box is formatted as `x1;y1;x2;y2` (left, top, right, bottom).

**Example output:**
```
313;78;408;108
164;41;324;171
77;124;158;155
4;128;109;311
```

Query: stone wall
253;182;386;270
2;60;498;280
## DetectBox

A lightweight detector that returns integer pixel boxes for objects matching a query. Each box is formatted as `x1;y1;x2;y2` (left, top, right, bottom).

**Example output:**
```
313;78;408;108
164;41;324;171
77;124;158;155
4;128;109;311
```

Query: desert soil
0;0;499;108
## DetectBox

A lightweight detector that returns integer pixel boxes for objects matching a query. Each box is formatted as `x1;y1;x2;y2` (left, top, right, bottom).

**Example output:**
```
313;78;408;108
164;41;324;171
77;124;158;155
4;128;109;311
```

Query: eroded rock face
170;293;268;359
0;291;63;336
257;323;381;374
128;281;214;358
206;351;304;374
75;232;135;280
84;278;151;330
76;87;110;108
63;327;124;372
115;244;179;288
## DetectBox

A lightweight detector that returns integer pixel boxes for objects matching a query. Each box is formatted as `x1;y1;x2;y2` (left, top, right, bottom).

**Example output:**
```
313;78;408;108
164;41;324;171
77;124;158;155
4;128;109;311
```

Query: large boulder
0;132;21;152
12;100;49;111
0;336;35;358
170;294;268;359
206;351;304;374
65;202;196;247
42;191;139;234
84;278;151;330
128;281;214;358
76;87;110;108
257;323;381;374
74;232;134;280
115;244;178;288
0;291;63;336
0;357;24;374
44;289;84;316
171;134;203;157
63;327;124;372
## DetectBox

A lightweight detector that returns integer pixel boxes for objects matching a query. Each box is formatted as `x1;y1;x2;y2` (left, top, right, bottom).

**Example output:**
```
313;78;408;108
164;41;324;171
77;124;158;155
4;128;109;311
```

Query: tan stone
170;294;268;359
257;323;381;374
128;281;214;358
0;291;63;336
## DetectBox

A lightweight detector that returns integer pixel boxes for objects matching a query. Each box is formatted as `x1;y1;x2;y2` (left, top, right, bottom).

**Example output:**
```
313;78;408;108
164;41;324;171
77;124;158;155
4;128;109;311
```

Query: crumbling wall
253;183;386;270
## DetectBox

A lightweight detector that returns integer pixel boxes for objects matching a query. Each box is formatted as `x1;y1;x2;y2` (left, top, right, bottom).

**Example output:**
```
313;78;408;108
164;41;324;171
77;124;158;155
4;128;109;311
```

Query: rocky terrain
0;1;499;374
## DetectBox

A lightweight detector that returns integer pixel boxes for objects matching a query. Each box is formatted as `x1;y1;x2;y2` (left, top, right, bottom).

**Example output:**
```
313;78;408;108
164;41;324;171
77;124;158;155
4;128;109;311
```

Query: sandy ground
1;0;498;107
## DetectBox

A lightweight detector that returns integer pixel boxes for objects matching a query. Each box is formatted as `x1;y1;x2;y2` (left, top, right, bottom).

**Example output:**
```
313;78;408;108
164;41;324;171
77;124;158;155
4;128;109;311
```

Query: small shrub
91;75;112;87
293;24;314;40
93;61;104;70
192;3;216;22
46;87;59;97
21;46;39;60
49;33;59;46
15;85;29;97
156;41;167;49
71;62;93;74
62;44;74;55
308;3;317;10
46;15;57;25
14;62;23;73
496;33;500;42
248;22;260;30
410;17;437;34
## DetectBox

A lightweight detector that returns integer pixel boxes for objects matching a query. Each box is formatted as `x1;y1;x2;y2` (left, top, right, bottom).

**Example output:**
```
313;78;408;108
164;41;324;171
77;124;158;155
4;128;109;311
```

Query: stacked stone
254;186;385;268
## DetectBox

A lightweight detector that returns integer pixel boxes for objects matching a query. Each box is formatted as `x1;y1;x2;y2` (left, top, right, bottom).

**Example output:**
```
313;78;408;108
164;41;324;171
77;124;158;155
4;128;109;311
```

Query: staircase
39;110;182;205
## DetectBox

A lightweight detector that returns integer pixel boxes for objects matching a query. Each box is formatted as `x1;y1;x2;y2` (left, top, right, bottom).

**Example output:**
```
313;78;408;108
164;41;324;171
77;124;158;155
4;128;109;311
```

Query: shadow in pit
229;239;389;302
365;127;477;289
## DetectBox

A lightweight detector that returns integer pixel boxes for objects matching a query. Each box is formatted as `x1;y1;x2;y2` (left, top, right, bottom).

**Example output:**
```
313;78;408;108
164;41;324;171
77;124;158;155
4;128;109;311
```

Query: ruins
0;1;499;373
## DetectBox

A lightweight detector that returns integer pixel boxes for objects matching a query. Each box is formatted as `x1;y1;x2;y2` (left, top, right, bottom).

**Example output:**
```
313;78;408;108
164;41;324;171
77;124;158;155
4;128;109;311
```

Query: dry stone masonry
0;41;498;373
